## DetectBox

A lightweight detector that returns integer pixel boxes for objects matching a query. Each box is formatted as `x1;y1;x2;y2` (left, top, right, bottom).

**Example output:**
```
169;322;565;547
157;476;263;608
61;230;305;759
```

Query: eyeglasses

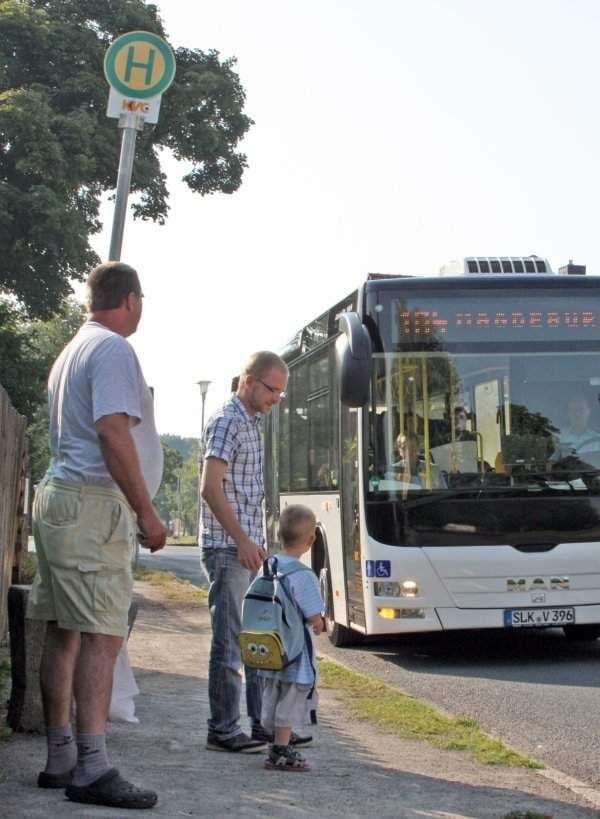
258;379;287;399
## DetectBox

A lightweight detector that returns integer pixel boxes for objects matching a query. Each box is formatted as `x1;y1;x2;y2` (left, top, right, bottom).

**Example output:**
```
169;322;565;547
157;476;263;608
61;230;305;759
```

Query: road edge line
536;767;600;810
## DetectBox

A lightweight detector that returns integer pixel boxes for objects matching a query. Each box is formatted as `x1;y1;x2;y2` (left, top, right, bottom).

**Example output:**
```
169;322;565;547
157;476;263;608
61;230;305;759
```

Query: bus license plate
504;607;575;628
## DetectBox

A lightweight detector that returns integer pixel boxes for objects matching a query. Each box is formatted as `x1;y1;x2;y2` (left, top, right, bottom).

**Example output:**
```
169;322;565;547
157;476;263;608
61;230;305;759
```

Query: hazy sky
89;0;600;437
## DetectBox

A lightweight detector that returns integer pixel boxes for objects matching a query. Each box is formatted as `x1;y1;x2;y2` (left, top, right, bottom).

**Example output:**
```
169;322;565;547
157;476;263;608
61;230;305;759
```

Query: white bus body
264;264;600;646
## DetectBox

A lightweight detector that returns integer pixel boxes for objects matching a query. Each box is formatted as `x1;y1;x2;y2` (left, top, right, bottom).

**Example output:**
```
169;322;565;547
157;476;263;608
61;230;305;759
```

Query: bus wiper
399;489;481;510
398;478;595;510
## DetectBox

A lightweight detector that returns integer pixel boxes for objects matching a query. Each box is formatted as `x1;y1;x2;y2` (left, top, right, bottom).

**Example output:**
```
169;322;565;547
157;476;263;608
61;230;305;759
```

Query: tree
160;433;195;462
153;438;199;536
0;0;253;317
178;441;199;536
153;443;183;529
0;297;86;480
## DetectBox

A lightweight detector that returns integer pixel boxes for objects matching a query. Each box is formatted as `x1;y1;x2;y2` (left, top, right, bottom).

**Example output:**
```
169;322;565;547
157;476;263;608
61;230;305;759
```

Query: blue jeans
201;547;263;739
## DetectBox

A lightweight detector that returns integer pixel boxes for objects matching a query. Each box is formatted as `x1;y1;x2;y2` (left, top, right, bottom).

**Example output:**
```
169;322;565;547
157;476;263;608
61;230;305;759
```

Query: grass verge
166;535;198;547
319;658;541;768
18;552;38;585
134;568;207;603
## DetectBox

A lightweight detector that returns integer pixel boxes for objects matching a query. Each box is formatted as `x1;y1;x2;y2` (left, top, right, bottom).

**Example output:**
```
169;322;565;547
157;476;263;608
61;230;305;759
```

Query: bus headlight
374;580;420;598
400;580;420;598
374;581;401;597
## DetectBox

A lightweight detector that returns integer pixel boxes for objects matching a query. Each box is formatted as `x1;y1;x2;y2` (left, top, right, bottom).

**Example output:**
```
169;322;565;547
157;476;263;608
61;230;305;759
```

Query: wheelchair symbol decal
375;560;391;578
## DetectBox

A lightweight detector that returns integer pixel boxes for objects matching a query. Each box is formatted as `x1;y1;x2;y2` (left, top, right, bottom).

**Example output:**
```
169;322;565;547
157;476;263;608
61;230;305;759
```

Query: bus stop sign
104;30;176;99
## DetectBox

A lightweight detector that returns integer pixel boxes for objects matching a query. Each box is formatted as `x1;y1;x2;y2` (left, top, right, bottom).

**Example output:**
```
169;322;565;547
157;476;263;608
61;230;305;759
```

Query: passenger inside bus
550;393;600;464
386;430;446;489
429;406;480;479
451;406;477;442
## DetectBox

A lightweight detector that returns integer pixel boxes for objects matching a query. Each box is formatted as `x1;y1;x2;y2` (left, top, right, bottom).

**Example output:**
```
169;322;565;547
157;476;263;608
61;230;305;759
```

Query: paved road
154;546;600;790
319;624;600;791
138;544;207;587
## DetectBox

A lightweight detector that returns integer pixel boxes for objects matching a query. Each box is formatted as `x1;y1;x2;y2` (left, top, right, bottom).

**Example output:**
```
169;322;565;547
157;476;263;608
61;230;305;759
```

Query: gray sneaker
206;732;266;753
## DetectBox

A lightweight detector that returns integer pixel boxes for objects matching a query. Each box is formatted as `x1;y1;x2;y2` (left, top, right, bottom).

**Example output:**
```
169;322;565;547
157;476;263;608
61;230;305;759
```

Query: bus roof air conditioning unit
439;256;553;276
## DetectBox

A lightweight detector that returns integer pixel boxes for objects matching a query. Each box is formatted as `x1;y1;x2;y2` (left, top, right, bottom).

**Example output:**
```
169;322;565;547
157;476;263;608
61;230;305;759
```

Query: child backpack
239;555;312;671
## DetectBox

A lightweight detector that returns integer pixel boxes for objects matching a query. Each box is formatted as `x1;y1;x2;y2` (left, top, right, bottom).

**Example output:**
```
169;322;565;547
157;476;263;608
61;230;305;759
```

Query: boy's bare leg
273;727;292;746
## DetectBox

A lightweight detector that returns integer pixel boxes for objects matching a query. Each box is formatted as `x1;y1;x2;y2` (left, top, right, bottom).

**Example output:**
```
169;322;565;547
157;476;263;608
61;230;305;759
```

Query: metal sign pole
108;111;145;261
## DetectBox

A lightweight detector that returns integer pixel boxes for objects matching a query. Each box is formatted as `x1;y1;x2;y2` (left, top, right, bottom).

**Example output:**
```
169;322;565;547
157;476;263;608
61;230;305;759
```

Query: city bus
263;257;600;646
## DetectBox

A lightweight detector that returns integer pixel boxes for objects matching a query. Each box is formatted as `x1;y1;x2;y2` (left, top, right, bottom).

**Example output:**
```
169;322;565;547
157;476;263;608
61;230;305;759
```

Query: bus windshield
365;285;600;547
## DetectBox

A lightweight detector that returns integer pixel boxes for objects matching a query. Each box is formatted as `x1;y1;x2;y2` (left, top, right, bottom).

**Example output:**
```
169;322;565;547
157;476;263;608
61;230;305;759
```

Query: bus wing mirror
336;312;372;407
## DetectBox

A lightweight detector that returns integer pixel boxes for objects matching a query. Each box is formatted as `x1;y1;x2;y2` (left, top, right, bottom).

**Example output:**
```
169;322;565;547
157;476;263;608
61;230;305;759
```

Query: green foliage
18;551;37;584
0;0;252;317
153;437;199;536
161;434;196;462
0;297;85;479
319;659;542;768
133;567;207;602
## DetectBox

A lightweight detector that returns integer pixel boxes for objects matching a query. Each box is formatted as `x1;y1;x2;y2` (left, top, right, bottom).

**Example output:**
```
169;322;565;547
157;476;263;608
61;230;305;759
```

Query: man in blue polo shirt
200;351;288;753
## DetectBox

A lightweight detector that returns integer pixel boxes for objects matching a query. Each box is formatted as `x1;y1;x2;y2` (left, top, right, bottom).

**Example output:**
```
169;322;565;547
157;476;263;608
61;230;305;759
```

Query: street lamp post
196;380;211;542
197;380;211;434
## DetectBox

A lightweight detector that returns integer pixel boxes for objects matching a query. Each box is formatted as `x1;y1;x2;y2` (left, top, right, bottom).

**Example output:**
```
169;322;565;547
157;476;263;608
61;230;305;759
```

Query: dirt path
0;582;598;818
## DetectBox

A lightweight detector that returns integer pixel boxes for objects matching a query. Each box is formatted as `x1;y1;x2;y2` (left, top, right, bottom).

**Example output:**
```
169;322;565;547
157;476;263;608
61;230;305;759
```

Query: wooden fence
0;384;27;640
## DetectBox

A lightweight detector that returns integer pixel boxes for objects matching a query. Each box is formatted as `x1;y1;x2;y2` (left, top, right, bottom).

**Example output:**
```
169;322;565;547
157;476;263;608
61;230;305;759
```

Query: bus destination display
389;293;600;344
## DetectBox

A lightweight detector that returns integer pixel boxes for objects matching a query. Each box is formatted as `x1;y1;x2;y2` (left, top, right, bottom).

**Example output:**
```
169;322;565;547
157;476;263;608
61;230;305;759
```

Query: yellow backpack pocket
239;630;285;670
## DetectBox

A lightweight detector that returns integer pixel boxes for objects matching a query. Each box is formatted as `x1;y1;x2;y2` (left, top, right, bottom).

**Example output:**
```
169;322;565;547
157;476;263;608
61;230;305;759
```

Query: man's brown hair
278;505;316;547
86;262;141;312
242;351;288;381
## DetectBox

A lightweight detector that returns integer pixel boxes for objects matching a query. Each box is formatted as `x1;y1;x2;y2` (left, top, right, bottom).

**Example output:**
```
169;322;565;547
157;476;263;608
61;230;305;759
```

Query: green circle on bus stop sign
104;31;176;99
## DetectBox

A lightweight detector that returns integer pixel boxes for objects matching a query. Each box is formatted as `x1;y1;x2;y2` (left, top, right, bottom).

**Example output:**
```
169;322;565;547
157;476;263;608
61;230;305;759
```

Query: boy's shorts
261;678;318;732
27;478;136;638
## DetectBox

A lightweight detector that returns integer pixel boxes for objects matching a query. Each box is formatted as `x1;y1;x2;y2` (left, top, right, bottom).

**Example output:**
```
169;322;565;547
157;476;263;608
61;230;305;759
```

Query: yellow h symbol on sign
124;45;155;86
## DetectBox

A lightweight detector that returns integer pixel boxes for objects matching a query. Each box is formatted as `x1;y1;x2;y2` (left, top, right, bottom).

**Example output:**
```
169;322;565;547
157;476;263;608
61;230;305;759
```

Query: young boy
260;504;324;772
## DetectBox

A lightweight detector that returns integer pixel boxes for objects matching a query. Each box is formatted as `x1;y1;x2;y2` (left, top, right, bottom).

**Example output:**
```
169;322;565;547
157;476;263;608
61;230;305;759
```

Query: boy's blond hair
278;505;316;547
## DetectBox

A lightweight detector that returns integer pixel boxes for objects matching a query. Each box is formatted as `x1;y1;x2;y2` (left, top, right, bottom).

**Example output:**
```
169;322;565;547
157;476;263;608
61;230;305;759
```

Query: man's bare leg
73;633;122;733
71;632;123;786
65;631;158;808
40;622;80;728
38;622;80;780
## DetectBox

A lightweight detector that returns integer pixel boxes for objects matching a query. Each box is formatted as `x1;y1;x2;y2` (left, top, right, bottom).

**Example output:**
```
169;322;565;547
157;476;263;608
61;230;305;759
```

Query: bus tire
319;564;362;648
563;624;600;642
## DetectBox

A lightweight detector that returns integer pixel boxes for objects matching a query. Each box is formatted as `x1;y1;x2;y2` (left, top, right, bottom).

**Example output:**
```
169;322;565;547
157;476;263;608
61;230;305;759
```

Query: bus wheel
563;624;600;642
319;565;362;648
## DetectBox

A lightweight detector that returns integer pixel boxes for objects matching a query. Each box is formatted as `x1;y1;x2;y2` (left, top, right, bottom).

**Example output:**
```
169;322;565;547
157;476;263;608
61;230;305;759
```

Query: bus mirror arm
336;312;373;408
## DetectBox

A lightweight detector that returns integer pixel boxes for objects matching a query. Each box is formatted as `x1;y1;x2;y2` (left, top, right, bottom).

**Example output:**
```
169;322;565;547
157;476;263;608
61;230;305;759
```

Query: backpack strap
262;555;278;579
274;557;312;579
303;622;318;723
275;563;319;704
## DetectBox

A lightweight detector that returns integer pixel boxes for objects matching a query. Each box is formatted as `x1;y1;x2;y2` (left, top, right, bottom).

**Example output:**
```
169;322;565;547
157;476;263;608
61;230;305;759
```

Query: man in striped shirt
200;351;288;753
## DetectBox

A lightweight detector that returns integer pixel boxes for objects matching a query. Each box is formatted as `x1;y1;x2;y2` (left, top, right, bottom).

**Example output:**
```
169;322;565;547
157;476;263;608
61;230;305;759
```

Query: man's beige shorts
261;678;318;731
27;478;136;638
